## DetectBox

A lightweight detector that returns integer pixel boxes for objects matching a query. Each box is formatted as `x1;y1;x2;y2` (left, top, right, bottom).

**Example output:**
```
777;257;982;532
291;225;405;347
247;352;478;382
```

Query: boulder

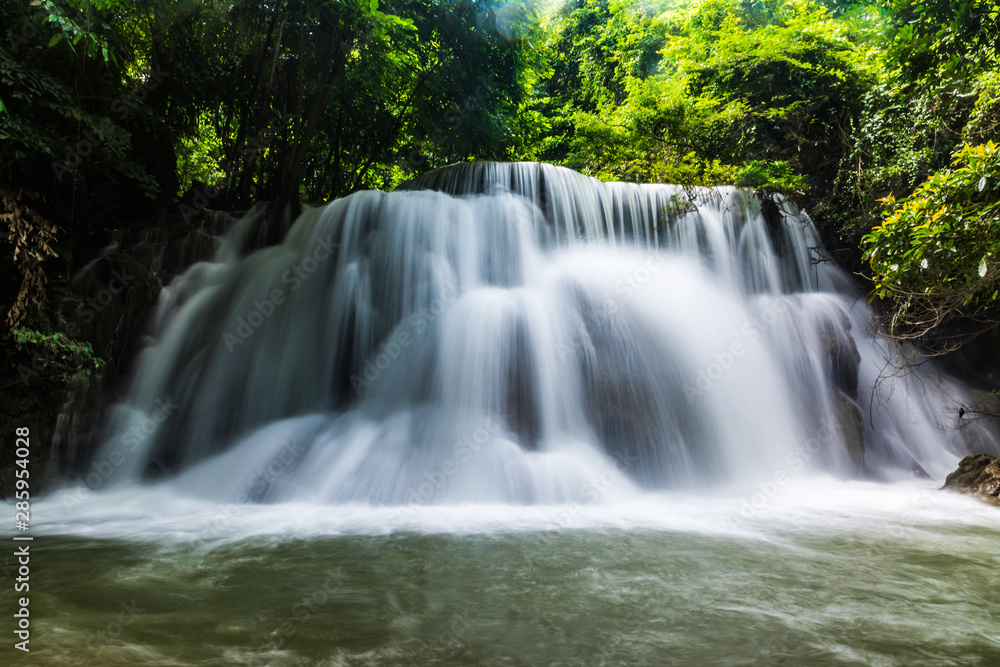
819;308;865;469
819;310;861;400
832;393;865;471
943;454;1000;506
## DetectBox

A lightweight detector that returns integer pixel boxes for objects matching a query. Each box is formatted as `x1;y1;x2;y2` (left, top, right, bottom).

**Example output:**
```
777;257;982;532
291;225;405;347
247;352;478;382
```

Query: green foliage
6;0;1000;364
525;0;1000;344
662;0;870;187
10;327;104;383
305;0;534;198
134;0;534;205
862;141;1000;337
175;111;227;193
29;0;126;63
531;0;668;168
0;0;165;202
529;0;871;206
736;160;810;198
887;0;1000;84
965;70;1000;142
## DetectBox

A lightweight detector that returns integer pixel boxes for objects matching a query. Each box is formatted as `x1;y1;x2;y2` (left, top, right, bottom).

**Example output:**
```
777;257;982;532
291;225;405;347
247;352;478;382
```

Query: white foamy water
16;477;998;546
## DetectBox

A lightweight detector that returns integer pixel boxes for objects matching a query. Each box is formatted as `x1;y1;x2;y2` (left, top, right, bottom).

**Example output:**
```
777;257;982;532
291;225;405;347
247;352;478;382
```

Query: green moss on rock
943;454;1000;506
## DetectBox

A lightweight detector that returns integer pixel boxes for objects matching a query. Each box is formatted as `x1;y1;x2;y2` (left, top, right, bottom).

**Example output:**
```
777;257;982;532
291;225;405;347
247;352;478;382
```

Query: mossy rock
943;454;1000;506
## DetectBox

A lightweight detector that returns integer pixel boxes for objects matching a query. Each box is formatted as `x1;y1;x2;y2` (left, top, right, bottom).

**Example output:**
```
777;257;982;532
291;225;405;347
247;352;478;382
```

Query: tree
862;141;1000;348
887;0;1000;85
1;0;163;328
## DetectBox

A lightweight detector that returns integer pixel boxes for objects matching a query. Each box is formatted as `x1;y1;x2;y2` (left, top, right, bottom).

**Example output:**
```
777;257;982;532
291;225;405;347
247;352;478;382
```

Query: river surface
3;478;999;666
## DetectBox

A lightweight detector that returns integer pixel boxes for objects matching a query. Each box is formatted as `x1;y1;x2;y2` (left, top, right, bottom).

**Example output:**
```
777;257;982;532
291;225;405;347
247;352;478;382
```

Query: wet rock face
819;309;865;471
52;210;244;475
569;287;711;487
67;210;238;374
0;209;245;497
943;454;1000;506
575;294;670;484
832;393;865;470
820;310;861;400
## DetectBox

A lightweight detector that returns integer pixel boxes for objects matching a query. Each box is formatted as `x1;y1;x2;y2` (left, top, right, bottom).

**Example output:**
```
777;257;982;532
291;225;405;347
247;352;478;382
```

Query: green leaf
370;0;378;12
979;257;987;277
48;33;64;48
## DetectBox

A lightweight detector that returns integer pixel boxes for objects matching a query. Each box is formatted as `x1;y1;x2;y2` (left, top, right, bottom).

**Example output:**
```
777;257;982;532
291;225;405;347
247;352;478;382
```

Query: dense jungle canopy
2;0;1000;373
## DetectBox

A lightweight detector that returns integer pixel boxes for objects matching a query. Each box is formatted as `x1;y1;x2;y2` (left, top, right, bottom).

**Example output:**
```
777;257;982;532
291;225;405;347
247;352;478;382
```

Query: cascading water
91;162;998;505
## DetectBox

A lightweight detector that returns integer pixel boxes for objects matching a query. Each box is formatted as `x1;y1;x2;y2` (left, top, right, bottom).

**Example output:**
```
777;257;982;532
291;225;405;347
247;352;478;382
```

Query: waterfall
89;162;999;504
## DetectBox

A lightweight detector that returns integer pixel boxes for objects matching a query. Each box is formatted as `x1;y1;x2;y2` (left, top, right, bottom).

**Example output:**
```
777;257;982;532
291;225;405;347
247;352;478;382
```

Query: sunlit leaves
887;0;1000;84
862;141;1000;331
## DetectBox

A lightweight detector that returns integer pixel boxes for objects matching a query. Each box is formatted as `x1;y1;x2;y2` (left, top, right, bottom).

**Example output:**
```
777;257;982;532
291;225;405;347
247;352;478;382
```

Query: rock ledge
943;454;1000;506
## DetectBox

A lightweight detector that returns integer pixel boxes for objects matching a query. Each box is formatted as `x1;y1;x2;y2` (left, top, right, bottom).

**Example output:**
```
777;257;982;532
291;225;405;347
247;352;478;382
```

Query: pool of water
3;478;999;666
